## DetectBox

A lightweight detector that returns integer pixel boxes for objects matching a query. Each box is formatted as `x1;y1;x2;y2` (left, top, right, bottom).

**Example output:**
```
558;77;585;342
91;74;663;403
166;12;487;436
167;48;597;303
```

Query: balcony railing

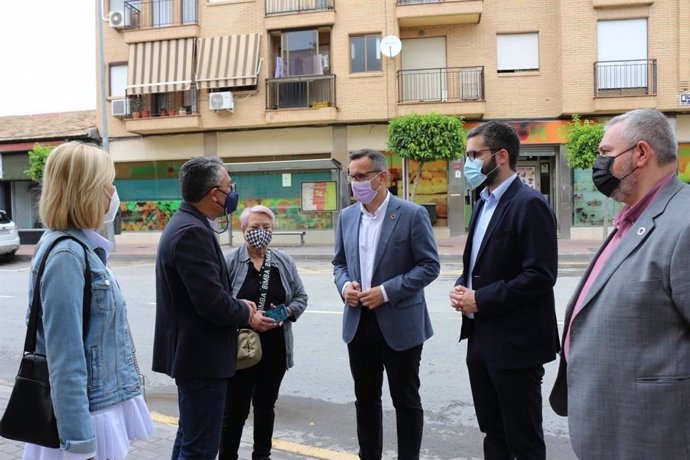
594;59;657;97
397;66;484;103
397;0;442;3
265;0;335;16
124;0;198;30
266;74;336;110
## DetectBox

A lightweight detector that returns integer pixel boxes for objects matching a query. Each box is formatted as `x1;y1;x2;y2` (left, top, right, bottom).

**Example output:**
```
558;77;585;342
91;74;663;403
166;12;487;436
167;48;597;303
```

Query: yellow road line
272;439;358;460
150;412;357;460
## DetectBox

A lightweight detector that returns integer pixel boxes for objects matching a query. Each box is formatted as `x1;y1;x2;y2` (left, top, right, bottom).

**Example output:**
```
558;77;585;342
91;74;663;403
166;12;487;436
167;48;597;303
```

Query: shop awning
126;38;195;95
195;33;262;89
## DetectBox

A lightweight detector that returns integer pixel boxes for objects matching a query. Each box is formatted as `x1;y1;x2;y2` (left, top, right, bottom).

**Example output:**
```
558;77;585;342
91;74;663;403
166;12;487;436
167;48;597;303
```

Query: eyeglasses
346;170;382;183
209;183;235;195
466;148;497;161
598;144;637;158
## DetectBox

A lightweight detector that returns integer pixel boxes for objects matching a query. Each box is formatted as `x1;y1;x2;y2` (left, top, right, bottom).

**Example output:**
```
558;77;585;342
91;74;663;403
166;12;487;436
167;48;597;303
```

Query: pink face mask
350;175;380;204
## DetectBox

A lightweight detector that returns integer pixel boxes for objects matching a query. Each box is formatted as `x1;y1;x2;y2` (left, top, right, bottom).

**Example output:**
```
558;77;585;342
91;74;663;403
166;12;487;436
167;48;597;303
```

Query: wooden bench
272;230;306;246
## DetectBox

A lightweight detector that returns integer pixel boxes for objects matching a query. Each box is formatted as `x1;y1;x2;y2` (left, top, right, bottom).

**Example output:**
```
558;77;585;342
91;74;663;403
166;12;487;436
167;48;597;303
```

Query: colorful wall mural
679;144;690;184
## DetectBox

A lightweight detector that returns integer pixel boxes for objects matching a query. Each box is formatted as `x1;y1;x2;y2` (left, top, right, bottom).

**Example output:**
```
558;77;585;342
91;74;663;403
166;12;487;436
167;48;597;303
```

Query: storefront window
572;168;623;226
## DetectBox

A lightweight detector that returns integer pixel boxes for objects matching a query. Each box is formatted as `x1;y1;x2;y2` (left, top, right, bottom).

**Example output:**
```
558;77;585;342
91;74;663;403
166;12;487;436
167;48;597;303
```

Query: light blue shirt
469;173;517;290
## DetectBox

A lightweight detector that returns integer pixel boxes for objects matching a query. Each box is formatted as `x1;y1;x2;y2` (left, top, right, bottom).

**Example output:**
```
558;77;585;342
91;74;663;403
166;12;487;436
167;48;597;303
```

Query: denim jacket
28;229;141;454
224;245;308;368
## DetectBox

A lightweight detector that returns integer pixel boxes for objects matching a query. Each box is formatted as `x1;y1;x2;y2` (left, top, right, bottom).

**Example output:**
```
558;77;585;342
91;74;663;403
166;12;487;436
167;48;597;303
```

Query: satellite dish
380;35;402;58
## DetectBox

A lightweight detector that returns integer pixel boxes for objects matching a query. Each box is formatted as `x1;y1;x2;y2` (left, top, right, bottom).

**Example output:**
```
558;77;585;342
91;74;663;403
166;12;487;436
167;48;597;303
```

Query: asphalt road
0;258;581;459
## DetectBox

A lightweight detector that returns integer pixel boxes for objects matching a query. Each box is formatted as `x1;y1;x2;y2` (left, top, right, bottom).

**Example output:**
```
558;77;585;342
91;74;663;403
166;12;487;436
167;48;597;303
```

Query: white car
0;210;20;262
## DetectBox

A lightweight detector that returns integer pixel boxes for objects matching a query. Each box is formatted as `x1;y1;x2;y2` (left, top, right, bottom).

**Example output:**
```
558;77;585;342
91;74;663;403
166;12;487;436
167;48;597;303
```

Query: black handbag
0;235;91;448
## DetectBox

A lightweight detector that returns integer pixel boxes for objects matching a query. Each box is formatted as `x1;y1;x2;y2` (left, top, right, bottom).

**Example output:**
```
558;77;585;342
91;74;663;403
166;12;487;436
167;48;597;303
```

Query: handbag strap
257;249;272;311
24;235;92;353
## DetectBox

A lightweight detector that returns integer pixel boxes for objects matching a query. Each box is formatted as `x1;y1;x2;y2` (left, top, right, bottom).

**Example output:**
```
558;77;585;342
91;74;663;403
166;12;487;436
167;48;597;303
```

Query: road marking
0;295;13;298
150;412;357;460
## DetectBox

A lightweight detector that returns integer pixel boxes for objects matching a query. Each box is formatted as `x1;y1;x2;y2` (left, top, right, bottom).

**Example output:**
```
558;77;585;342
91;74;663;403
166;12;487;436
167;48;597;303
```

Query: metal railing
397;66;484;103
594;59;657;97
266;74;336;110
124;0;198;30
397;0;443;4
265;0;335;15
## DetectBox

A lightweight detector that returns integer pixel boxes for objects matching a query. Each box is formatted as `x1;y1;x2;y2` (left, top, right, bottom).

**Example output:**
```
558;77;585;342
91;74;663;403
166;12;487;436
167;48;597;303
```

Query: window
496;33;539;73
109;64;127;97
597;19;648;90
350;34;381;73
273;28;330;77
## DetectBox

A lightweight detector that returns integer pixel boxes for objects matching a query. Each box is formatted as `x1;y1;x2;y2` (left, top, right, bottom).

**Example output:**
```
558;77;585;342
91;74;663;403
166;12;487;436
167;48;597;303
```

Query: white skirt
23;395;154;460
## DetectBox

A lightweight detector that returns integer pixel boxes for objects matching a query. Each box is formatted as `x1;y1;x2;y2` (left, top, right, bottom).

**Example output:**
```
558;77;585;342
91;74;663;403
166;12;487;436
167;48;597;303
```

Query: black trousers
466;333;546;460
219;329;286;460
347;308;424;460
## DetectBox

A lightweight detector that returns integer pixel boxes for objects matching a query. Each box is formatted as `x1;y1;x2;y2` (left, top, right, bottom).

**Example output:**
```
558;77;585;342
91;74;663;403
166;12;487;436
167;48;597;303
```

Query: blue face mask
216;187;239;214
463;151;500;190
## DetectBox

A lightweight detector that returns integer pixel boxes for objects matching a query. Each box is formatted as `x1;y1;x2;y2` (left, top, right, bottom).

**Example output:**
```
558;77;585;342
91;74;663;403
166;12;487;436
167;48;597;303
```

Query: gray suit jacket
333;195;440;351
550;177;690;459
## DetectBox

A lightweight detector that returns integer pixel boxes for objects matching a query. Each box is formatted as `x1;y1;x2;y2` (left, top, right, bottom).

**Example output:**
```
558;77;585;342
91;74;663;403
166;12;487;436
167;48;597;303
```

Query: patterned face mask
244;227;272;249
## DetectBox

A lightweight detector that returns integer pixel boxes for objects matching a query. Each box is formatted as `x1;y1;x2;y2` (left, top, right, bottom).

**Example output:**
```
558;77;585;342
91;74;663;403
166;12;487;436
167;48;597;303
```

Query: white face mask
104;187;120;223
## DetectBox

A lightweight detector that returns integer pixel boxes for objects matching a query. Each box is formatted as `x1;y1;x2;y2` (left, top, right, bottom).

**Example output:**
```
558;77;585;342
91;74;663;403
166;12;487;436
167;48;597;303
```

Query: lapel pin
637;227;646;236
390;214;396;220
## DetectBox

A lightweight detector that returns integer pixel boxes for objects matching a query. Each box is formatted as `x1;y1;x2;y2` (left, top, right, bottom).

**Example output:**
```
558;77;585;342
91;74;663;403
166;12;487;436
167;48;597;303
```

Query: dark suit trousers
219;328;287;460
466;334;546;460
347;308;424;460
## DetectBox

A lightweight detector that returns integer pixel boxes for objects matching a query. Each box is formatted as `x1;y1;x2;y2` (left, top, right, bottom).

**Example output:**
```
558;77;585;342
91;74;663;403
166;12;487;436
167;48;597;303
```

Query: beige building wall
98;0;690;238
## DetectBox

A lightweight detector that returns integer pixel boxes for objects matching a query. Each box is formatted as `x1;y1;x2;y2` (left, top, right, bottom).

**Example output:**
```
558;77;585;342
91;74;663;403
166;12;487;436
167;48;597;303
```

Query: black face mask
591;147;637;198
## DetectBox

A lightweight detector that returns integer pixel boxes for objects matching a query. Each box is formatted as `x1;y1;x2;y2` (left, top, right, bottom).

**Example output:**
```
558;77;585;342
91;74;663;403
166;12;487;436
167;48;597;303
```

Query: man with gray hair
550;109;690;458
154;156;273;459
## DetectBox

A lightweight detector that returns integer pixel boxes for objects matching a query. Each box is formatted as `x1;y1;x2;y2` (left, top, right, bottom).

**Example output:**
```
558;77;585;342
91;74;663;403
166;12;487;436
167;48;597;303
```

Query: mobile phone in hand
264;304;289;322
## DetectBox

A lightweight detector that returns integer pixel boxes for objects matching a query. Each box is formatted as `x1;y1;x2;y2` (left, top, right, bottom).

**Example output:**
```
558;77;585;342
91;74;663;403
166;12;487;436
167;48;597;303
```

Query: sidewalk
14;229;602;264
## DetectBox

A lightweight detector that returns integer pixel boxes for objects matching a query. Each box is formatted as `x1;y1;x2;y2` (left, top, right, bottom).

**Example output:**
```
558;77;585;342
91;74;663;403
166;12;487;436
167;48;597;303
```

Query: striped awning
126;38;195;95
196;33;262;89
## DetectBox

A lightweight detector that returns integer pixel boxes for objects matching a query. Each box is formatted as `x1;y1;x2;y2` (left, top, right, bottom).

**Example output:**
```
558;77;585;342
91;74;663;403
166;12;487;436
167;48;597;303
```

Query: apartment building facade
100;0;690;238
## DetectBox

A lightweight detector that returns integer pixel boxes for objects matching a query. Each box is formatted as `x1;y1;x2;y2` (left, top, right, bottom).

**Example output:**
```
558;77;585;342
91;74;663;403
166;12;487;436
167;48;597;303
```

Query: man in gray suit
333;149;440;460
550;109;690;459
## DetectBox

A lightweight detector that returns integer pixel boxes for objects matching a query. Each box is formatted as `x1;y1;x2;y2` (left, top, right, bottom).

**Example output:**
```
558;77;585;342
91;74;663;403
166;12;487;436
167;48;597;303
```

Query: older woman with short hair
219;205;308;460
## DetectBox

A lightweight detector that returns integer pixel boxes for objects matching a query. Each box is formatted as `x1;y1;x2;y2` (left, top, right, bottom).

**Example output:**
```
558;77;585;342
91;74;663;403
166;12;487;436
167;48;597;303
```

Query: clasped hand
344;282;384;310
449;286;478;315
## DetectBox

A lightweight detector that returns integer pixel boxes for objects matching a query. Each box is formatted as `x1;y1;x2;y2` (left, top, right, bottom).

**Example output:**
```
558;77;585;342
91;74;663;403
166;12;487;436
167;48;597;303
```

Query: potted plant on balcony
130;96;143;119
178;106;188;116
160;107;169;117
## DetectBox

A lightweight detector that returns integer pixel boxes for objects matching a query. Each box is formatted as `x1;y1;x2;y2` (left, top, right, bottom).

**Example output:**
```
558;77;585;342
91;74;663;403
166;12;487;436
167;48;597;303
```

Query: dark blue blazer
456;176;560;369
153;202;249;379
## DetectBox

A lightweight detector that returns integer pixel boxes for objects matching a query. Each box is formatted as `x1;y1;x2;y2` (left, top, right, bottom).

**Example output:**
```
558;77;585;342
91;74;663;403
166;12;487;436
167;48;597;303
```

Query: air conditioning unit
109;10;125;28
209;92;234;112
112;98;130;117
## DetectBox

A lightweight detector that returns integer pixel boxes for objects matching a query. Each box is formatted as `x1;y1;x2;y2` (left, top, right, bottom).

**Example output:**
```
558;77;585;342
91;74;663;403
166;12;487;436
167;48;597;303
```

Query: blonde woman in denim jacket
219;205;308;460
23;142;154;460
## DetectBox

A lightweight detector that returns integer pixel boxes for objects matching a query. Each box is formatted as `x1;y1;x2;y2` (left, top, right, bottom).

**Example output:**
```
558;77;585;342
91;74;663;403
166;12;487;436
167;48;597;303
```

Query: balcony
396;67;485;117
398;66;484;102
265;0;334;15
396;0;482;27
265;74;337;125
264;0;336;29
123;0;198;30
266;74;336;110
594;59;657;97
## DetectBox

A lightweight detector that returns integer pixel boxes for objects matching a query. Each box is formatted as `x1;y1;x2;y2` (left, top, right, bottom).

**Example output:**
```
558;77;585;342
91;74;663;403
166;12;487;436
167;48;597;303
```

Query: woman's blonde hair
39;142;116;230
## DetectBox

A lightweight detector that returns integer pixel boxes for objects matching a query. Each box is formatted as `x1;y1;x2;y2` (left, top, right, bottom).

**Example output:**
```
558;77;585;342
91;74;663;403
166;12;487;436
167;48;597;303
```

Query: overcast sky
0;1;97;117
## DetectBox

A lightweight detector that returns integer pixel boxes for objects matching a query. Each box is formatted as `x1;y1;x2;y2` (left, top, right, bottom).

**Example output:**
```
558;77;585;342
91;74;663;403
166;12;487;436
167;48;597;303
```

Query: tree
388;113;465;201
25;143;54;183
566;114;604;169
